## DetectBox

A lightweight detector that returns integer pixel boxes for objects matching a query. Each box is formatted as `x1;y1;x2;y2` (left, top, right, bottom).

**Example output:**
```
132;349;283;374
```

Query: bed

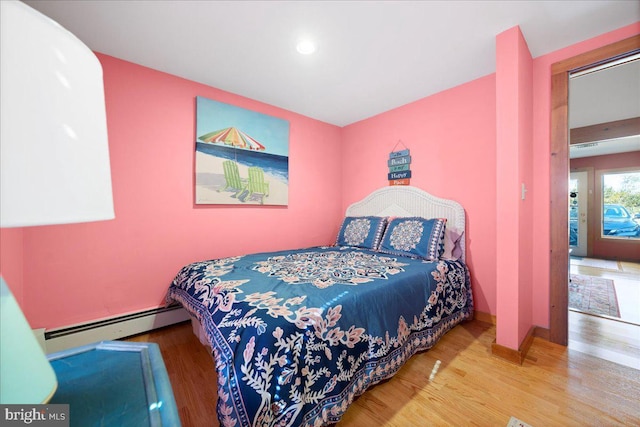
166;186;473;426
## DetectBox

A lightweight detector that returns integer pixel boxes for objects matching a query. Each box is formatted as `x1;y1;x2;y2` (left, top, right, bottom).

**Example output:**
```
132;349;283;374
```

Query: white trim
570;52;640;78
44;306;190;353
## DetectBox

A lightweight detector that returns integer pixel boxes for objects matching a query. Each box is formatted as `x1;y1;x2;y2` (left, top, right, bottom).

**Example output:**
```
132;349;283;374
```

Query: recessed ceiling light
296;39;316;55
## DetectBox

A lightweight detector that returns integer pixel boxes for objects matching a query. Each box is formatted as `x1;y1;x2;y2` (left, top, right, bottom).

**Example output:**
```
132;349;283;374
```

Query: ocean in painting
196;142;289;183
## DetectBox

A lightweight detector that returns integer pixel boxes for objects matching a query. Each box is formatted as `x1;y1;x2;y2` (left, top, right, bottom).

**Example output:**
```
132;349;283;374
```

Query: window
601;170;640;240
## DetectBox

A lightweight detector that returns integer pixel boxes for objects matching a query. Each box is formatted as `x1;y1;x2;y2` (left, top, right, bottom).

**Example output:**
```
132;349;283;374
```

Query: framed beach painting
195;97;289;205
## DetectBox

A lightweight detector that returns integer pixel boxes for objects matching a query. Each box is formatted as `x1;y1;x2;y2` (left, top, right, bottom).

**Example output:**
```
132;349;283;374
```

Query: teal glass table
47;341;180;427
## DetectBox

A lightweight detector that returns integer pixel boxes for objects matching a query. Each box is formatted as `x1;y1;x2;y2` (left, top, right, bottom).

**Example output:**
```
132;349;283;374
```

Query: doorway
549;35;640;346
566;54;640;329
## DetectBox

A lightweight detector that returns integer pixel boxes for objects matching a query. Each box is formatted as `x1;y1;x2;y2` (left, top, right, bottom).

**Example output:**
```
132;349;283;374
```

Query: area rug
569;274;620;318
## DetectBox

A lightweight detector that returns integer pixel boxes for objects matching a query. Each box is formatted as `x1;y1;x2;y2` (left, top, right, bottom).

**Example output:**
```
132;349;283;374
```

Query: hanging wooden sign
388;170;412;180
389;178;411;186
389;149;410;159
389;164;410;172
387;155;411;167
388;142;411;186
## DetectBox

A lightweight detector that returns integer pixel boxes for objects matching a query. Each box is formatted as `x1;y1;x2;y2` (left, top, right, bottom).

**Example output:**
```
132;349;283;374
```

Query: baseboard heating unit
42;304;190;353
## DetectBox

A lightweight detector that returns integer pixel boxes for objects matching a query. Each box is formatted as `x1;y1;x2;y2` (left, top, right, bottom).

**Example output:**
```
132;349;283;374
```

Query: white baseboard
42;305;190;353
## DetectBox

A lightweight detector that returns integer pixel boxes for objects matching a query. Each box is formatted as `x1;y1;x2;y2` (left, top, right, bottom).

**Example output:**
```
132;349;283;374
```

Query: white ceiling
570;58;640;129
569;135;640;159
24;0;640;127
569;58;640;159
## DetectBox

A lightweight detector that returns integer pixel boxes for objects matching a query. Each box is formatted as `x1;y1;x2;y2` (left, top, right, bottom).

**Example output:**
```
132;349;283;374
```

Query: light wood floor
128;319;640;426
569;310;640;370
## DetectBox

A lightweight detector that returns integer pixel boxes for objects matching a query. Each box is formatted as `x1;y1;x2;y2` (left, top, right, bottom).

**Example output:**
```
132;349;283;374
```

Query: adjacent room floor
568;256;640;371
570;256;640;325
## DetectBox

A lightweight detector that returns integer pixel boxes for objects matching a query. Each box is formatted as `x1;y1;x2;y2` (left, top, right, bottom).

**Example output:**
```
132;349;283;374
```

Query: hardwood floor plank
126;319;640;427
569;310;640;369
128;322;219;426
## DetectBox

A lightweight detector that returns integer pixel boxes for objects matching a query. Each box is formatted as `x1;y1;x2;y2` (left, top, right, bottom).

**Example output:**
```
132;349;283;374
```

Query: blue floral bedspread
166;246;473;427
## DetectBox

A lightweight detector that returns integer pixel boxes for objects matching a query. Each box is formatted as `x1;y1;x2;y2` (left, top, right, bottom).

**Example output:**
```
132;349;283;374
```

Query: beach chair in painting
218;160;246;196
241;166;270;204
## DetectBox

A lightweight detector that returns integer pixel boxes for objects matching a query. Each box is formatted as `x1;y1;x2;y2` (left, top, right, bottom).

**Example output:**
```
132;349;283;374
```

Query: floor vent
507;417;533;427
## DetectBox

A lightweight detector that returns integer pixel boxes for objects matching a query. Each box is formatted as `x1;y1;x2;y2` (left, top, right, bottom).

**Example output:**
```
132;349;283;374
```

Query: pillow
335;216;388;250
441;227;464;260
378;217;447;261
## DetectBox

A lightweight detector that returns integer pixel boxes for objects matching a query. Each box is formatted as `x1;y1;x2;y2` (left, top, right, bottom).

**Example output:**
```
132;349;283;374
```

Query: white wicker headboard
345;186;466;261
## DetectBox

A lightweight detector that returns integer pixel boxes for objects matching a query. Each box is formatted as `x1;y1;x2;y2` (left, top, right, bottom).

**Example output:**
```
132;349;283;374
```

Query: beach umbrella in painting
199;127;265;151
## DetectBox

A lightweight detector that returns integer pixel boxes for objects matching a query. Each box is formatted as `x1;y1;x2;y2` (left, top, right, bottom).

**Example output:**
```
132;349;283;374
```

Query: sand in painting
195;151;288;205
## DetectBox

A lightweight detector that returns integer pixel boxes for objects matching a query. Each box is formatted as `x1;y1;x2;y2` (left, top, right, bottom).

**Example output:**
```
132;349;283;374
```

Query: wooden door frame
549;35;640;345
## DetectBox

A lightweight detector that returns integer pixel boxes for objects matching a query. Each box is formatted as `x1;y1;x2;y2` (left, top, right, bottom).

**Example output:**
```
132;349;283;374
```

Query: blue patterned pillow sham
378;217;447;261
335;216;388;250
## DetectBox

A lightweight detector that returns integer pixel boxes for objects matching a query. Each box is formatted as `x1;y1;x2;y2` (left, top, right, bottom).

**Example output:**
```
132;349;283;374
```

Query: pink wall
571;152;640;260
19;54;343;329
571;153;640;171
341;75;498;316
495;26;534;349
517;32;534;349
0;228;24;306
